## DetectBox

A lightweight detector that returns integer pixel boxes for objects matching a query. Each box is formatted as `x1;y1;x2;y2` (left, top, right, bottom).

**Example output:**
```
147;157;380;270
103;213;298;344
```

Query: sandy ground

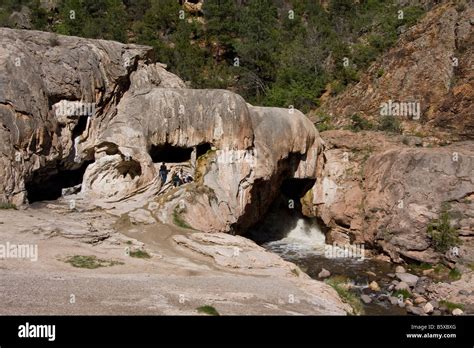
0;201;347;315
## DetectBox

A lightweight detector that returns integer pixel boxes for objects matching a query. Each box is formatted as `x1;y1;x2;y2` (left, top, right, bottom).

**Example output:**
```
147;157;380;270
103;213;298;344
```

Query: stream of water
259;218;406;315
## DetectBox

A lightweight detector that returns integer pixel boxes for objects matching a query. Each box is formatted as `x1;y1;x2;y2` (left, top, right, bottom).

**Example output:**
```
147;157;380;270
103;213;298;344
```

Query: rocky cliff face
0;28;321;234
319;1;473;142
305;1;474;265
0;28;152;204
304;131;474;264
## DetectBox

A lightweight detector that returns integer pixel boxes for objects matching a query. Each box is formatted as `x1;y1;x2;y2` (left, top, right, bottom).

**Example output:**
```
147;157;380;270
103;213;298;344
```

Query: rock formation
318;1;473;142
305;1;474;264
0;28;321;234
303;127;473;264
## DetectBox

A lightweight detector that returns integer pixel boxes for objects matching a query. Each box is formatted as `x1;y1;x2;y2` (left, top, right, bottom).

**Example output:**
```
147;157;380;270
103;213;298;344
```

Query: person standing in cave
178;169;185;184
172;171;181;187
159;162;168;185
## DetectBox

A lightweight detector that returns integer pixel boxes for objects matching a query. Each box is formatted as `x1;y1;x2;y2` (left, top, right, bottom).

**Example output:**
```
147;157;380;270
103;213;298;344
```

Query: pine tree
203;0;238;62
235;0;280;102
55;0;127;42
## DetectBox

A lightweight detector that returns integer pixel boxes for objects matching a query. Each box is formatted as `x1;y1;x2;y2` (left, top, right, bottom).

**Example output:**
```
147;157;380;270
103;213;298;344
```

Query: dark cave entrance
149;143;211;163
117;158;142;179
244;177;326;245
196;143;212;157
25;161;93;203
72;116;88;139
280;178;316;200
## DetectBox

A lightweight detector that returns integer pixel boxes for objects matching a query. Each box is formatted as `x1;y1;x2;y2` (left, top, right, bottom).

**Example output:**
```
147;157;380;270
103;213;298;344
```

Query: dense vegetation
427;203;462;253
0;0;426;112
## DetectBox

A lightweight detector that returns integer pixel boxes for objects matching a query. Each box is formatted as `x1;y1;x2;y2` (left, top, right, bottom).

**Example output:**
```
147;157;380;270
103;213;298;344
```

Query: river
256;218;407;315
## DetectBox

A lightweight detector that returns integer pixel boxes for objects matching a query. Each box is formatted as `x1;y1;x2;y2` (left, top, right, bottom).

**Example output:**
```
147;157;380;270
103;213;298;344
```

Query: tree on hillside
202;0;238;63
235;0;280;103
123;0;151;21
169;19;206;86
55;0;127;42
133;0;181;63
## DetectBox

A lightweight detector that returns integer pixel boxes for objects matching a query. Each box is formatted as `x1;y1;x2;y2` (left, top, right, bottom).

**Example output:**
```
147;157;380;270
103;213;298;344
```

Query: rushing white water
264;218;327;256
73;135;81;163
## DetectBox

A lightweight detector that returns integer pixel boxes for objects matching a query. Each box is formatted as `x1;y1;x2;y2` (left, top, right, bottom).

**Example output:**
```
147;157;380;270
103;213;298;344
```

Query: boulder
429;300;439;309
389;296;399;305
414;286;426;295
396;273;419;287
318;268;331;279
395;266;406;274
423;302;434;314
407;305;426;316
395;282;410;291
172;232;351;314
361;294;372;304
414;296;427;305
422;269;434;276
369;281;381;292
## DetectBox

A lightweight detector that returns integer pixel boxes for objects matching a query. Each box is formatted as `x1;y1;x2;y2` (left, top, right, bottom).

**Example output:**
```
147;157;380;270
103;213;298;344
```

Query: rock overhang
0;28;322;234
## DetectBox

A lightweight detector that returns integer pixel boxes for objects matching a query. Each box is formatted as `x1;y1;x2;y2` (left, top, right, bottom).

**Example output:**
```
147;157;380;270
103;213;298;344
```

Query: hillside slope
317;1;473;142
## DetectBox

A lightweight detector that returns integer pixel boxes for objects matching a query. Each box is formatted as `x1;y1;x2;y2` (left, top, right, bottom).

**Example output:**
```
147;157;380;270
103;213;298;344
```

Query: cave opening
244;177;326;246
117;158;142;179
196;143;212;157
25;161;93;203
149;143;212;163
72;116;88;139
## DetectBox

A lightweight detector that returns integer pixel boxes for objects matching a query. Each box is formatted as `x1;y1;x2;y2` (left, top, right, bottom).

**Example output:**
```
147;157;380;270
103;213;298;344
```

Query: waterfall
73;136;81;163
283;218;326;247
263;218;327;255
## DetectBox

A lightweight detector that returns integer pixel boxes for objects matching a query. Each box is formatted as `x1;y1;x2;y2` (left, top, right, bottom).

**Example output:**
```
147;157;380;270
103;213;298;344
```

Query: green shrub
0;8;11;27
0;202;17;209
427;204;461;253
448;268;461;281
408;262;432;273
197;305;220;316
173;207;192;229
400;6;426;27
434;263;449;274
378;115;402;133
376;68;384;78
129;249;151;259
393;289;411;300
326;276;364;315
65;255;123;269
314;113;333;132
330;80;345;96
350;114;373;132
439;300;464;311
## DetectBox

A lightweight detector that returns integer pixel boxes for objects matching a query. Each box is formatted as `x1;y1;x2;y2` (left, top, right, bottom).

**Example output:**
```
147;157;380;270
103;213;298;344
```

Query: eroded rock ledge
304;130;474;264
0;28;321;234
